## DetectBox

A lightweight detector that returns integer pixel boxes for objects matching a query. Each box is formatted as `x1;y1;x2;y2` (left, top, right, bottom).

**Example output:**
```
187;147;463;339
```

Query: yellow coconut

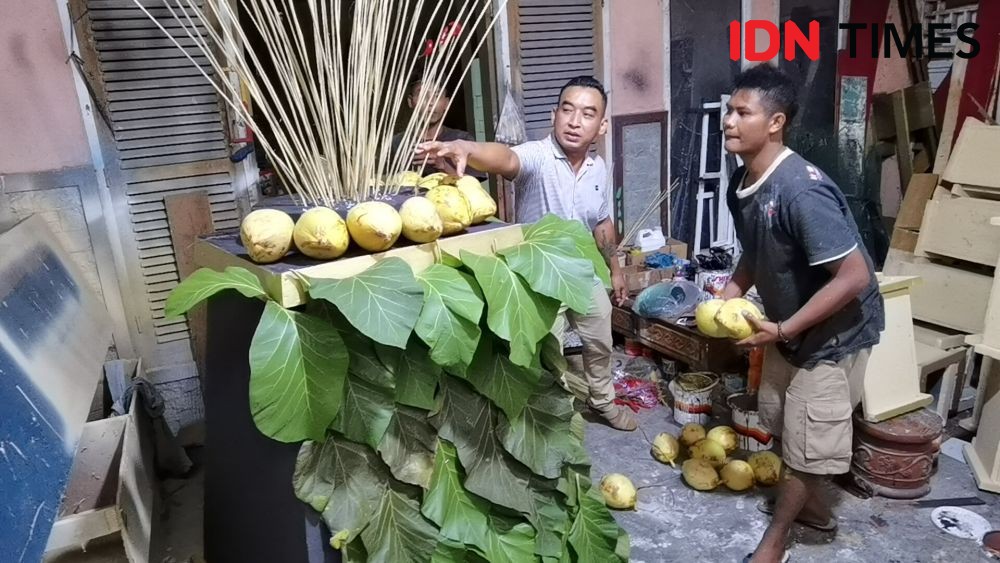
293;207;350;260
651;433;681;468
455;176;497;224
240;209;294;264
680;423;707;448
682;459;720;491
720;460;755;491
707;425;739;454
695;299;728;338
748;451;783;486
715;298;763;340
395;171;422;187
425;185;473;235
418;172;448;189
399;196;443;243
346;201;402;252
690;438;727;469
599;473;637;510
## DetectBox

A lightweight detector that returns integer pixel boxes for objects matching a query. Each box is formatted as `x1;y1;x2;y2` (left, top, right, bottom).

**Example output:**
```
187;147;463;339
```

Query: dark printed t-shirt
726;148;884;369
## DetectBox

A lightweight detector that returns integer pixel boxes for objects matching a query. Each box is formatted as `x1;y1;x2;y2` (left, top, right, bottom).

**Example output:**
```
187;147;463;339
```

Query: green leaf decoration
440;250;464;269
537;333;569;376
476;515;537;563
464;335;542;420
498;382;589;479
525;214;611;289
376;405;437;489
421;440;491;547
308;257;424;349
415;265;484;369
331;373;395;450
431;539;487;563
567;472;623;562
498;231;596;314
249;301;348;442
432;376;535;514
377;338;441;411
342;332;396;389
164;266;266;318
528;489;571;559
360;482;439;563
460;250;559;368
292;435;391;543
343;538;368;562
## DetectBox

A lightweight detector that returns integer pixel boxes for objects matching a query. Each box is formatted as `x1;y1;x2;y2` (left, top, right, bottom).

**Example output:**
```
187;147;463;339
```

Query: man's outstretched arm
415;140;521;179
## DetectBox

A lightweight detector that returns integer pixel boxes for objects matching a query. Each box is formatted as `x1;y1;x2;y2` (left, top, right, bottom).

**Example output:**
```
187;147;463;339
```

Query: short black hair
732;64;799;126
558;76;608;114
406;70;452;100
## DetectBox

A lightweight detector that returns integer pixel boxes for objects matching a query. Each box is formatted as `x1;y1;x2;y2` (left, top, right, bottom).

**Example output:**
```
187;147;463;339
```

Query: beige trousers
758;345;871;475
551;281;616;409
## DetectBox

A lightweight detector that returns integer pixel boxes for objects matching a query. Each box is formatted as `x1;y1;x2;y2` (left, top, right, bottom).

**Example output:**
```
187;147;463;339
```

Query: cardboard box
625;239;689;266
622;264;674;294
896;173;939;231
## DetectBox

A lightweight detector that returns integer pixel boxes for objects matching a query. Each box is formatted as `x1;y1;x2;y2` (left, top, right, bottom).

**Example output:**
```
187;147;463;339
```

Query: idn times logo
730;20;980;61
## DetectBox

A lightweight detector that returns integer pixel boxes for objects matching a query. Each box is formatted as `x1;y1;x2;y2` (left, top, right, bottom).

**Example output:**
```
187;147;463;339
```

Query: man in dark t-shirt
720;65;885;563
390;77;485;179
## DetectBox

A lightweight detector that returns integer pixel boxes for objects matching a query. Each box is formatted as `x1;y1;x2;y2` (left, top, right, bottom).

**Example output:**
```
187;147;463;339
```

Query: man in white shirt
415;76;636;431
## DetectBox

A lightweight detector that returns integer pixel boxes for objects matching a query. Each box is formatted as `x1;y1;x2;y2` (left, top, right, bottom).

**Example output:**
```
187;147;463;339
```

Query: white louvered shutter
514;0;599;141
84;0;247;382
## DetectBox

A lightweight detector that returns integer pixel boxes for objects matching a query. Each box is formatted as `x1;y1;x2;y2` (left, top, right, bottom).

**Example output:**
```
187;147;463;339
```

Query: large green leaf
498;234;595;314
536;333;569;377
377;338;440;411
249;301;348;442
567;473;623;562
525;214;611;289
498;382;588;479
460;250;559;368
421;440;491;547
292;435;390;542
432;376;534;514
415;265;484;369
331;373;394;449
431;539;488;563
164;266;266;318
340;331;396;389
360;482;439;563
464;335;542;420
308;258;424;349
528;488;572;559
475;515;537;563
376;405;437;489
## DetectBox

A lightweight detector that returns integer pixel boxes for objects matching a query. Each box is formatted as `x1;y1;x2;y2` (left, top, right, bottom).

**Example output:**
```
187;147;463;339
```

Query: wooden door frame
611;111;670;240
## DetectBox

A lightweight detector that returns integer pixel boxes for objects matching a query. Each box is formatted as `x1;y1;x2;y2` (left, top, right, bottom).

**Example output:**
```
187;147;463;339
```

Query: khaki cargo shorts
757;345;871;475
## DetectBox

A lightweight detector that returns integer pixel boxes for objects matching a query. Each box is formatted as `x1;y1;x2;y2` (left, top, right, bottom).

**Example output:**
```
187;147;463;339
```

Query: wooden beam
915;197;1000;267
165;192;215;382
45;507;122;555
934;45;971;174
892;90;914;190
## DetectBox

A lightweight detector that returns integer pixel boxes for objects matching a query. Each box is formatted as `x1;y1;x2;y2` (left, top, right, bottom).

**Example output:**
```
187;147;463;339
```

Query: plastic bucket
728;392;774;452
667;372;719;425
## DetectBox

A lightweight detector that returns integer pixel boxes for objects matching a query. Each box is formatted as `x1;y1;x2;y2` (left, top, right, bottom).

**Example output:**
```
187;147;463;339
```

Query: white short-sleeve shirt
511;135;609;233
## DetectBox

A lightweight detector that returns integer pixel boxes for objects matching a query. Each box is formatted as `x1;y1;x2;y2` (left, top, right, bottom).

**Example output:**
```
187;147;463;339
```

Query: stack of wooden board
885;118;1000;336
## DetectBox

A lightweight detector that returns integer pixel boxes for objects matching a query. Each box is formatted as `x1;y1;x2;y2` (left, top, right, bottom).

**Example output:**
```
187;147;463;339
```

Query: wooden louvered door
510;0;602;141
81;0;249;383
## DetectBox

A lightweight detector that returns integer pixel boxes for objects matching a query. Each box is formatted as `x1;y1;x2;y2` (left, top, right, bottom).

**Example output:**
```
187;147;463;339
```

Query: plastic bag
495;86;527;146
633;279;704;320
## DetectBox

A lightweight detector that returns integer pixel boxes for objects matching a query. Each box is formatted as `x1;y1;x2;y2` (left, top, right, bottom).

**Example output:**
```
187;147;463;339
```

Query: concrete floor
585;403;1000;563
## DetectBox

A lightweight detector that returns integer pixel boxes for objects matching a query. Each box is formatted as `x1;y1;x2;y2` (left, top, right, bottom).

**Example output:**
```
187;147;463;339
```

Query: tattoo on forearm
596;230;615;266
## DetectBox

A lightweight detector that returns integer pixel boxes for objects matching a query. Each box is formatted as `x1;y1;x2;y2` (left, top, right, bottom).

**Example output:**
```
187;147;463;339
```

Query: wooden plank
893;90;914;191
58;417;127;518
915;197;1000;266
942;120;1000;189
934;47;971;174
890;227;919;252
889;256;992;333
914;322;969;349
896;173;939;230
118;389;157;563
165;193;214;381
862;283;933;422
44;507;122;555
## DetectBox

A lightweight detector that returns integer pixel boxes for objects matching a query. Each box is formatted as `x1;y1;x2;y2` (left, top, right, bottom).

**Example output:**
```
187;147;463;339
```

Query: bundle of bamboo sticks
132;0;506;206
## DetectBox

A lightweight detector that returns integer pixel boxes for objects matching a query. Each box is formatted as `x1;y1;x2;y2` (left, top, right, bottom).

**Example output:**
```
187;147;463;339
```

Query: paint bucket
667;372;719;425
728;392;774;452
